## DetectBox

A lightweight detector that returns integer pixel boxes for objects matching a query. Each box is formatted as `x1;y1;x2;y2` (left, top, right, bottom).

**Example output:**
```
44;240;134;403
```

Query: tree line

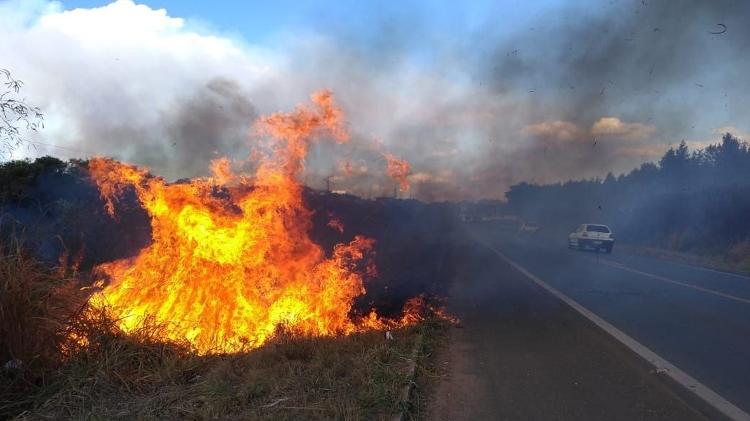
506;133;750;259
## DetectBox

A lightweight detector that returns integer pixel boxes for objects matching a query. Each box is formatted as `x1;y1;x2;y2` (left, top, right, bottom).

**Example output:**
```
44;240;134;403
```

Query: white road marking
480;241;750;421
685;263;750;281
601;259;750;305
621;249;750;281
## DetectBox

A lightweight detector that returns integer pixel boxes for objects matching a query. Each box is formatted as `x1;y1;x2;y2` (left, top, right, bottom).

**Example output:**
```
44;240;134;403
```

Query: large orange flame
87;91;415;354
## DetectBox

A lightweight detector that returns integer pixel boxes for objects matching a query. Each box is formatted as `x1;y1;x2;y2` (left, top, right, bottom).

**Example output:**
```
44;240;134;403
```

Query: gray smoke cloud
71;78;256;180
286;0;750;199
469;0;750;188
3;0;749;200
161;78;256;178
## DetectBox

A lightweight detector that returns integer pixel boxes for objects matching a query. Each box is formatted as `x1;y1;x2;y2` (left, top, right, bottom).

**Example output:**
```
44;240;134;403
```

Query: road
428;223;750;420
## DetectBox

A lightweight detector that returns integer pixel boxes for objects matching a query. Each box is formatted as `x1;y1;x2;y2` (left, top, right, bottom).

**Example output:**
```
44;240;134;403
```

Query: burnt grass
0;157;459;419
306;190;458;317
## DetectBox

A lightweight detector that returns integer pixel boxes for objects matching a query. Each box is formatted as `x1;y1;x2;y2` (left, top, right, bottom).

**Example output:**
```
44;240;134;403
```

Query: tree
0;69;44;156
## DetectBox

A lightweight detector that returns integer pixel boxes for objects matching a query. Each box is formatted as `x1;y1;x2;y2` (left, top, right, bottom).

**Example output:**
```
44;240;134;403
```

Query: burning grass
0;241;449;420
1;91;456;418
84;91;423;354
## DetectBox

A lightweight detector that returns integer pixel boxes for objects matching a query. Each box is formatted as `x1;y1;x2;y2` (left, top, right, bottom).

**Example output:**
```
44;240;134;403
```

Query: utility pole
325;175;334;192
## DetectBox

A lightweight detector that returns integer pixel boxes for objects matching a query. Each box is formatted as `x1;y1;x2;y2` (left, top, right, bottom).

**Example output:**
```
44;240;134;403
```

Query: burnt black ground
428;225;709;420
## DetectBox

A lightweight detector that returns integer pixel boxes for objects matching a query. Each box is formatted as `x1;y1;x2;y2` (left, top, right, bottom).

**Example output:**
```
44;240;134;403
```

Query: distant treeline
506;133;750;259
0;157;151;268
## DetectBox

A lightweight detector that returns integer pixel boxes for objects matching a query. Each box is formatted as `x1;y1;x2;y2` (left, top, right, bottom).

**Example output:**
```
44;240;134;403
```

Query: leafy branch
0;69;44;156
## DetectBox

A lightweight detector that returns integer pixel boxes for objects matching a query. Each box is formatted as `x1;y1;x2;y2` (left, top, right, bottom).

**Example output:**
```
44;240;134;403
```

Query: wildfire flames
87;91;422;354
384;153;410;192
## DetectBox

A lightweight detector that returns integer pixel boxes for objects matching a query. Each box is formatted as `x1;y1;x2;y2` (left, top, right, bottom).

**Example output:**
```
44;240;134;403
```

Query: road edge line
599;258;750;305
482;241;750;421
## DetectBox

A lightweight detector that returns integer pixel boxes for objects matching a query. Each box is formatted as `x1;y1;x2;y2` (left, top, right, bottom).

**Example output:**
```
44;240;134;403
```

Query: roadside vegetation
506;133;750;272
618;243;750;276
0;238;448;420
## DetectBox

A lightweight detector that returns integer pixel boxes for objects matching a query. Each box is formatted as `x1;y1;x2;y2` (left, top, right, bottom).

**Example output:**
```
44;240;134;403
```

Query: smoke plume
2;0;749;199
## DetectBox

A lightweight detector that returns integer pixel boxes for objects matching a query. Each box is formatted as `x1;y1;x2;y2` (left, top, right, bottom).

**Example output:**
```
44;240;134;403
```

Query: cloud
714;126;750;141
521;120;586;142
523;117;656;143
1;0;276;179
590;117;656;140
617;145;667;158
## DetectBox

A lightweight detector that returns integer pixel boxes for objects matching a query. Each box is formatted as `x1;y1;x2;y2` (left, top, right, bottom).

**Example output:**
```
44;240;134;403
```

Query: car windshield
586;225;610;233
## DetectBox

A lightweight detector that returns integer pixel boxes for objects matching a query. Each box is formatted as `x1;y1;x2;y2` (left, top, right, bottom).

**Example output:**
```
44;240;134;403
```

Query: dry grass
0;239;448;420
15;324;425;420
620;242;750;276
0;237;87;416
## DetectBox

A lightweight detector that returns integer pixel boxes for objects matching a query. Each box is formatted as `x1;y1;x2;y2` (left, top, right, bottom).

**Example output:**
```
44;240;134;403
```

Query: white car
568;224;614;253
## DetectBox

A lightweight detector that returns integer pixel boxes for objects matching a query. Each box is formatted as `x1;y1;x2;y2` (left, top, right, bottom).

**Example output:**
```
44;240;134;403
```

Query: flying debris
709;23;727;34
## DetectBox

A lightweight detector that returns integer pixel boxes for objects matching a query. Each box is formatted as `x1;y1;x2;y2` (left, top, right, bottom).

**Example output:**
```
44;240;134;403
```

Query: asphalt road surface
429;223;750;420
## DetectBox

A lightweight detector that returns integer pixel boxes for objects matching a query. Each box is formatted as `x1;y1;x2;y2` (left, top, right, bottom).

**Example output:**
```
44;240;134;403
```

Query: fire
87;91;417;354
340;160;354;177
327;217;345;233
383;153;410;192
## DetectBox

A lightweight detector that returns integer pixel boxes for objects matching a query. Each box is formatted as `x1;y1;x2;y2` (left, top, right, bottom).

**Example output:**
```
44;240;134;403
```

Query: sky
2;0;749;200
58;0;556;43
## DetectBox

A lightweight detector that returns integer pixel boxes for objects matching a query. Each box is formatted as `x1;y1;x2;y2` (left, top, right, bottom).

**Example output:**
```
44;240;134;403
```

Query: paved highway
429;223;750;420
491;226;750;414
